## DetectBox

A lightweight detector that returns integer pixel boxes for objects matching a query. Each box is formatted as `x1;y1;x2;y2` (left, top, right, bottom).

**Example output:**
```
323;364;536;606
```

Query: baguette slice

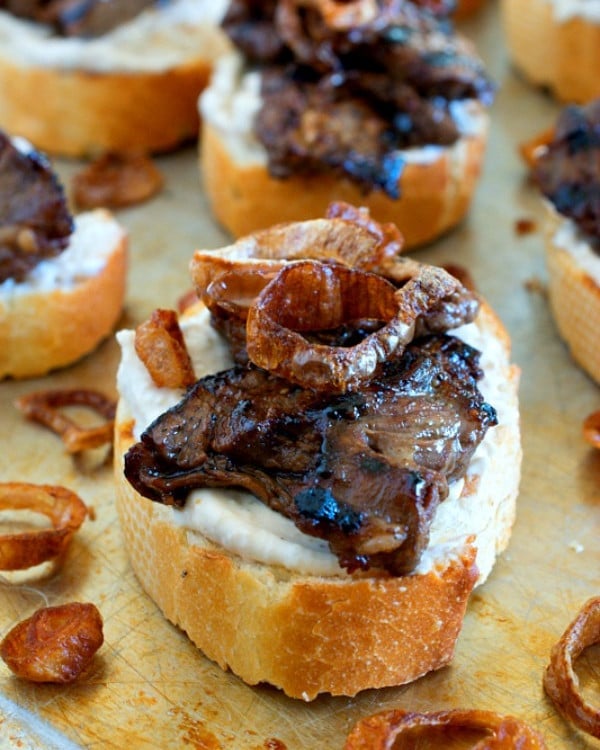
114;275;520;700
543;204;600;385
0;209;127;379
0;1;231;157
502;0;600;104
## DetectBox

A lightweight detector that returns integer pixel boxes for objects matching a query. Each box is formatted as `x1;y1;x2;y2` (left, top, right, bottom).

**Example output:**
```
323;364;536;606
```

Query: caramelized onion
344;708;547;749
134;309;195;389
0;482;88;570
246;259;467;392
543;597;600;738
16;389;116;454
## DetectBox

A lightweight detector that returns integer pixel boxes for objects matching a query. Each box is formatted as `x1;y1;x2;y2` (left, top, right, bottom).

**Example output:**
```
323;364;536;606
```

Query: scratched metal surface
1;3;600;748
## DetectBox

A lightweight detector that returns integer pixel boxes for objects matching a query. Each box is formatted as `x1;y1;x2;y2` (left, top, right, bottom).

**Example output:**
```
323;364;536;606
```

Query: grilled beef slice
532;99;600;242
124;334;496;576
0;132;73;283
223;0;494;198
1;0;156;36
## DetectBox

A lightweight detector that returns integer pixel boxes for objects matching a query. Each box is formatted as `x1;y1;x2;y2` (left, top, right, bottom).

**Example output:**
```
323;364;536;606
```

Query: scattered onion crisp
16;388;116;454
134;308;195;389
0;482;88;570
72;151;163;210
344;708;547;749
544;597;600;739
1;602;103;683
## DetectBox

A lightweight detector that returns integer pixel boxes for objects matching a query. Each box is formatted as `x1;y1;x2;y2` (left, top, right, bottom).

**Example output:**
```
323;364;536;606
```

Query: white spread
0;209;125;300
200;52;489;169
0;0;231;73
117;302;518;584
545;0;600;23
552;215;600;286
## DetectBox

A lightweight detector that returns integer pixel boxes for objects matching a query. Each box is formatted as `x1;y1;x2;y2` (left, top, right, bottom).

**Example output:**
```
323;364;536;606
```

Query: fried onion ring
246;259;468;392
543;597;600;739
0;483;88;570
344;708;547;749
190;205;411;304
134;309;196;389
16;389;116;454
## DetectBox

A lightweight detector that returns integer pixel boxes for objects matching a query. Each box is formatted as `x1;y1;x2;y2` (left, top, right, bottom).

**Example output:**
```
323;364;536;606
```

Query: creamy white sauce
117;302;517;583
200;52;489;169
0;0;231;73
552;215;600;285
0;209;125;300
545;0;600;23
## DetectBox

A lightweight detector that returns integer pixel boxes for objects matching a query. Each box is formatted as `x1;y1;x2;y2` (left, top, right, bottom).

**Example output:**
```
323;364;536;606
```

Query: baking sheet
1;3;599;748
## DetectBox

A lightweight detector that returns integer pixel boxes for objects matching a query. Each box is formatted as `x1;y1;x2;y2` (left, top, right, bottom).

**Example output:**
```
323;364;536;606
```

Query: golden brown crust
502;0;600;104
114;297;520;700
200;117;489;248
0;55;212;157
543;208;600;385
0;217;127;379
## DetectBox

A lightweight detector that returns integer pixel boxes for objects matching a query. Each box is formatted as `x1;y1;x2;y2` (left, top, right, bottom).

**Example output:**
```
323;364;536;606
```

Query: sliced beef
532;99;600;242
1;0;155;37
224;0;494;197
0;132;73;284
124;334;496;576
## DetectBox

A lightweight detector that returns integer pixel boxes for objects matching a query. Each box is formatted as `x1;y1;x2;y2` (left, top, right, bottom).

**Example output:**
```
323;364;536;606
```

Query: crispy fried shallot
519;128;554;169
190;203;412;303
344;708;547;749
246;259;469;392
0;602;103;683
16;389;116;453
134;309;196;389
543;597;600;739
582;411;600;449
72;151;163;210
0;482;88;570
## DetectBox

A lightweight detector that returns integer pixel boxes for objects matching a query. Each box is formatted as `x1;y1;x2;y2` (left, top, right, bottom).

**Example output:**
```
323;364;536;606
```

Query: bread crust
200;116;489;248
0;55;212;157
543;207;600;385
502;0;600;104
0;213;127;379
114;297;520;700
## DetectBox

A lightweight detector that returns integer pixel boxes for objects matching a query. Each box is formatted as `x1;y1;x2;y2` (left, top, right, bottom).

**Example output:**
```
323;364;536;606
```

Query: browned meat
0;132;72;284
532;99;600;242
124;334;496;576
1;0;155;37
223;0;494;197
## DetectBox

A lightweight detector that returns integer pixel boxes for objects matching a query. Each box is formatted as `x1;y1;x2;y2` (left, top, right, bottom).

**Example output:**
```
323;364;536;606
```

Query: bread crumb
568;541;584;553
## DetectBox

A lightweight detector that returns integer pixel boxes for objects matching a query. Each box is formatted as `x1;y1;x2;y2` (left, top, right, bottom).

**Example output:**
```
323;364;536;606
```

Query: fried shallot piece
0;482;88;570
344;708;547;749
0;603;103;683
582;411;600;449
72;151;163;210
134;308;195;389
544;597;600;739
16;388;116;453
